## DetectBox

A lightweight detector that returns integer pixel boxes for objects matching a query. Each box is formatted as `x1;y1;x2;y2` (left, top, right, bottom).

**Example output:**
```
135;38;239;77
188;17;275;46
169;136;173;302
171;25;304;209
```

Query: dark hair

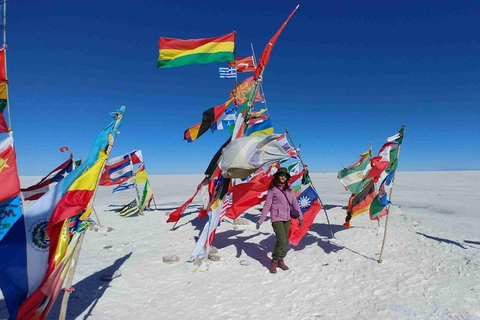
269;174;289;191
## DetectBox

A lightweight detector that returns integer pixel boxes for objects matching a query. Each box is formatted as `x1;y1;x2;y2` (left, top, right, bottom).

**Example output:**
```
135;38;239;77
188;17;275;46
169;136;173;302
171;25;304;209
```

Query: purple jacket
258;185;303;224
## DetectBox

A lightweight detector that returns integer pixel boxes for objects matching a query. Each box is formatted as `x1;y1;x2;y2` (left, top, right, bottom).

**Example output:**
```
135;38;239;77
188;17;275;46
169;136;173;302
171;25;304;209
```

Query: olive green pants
271;220;291;261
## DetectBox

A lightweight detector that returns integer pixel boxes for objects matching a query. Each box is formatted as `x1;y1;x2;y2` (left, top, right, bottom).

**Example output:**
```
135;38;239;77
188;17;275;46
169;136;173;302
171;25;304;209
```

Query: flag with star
0;135;21;204
288;186;322;246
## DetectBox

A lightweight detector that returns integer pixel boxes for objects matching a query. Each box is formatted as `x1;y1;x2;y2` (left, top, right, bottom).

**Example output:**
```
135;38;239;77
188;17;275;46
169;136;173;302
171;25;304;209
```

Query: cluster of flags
337;126;406;228
158;6;319;261
0;107;125;320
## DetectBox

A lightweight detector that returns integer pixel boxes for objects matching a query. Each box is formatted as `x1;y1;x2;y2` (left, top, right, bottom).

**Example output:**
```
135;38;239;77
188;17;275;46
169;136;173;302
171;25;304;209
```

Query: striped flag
219;67;237;78
112;178;135;193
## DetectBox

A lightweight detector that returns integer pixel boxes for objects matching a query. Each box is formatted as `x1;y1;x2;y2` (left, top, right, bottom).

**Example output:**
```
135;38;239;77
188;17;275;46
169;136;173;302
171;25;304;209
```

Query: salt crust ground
1;172;480;320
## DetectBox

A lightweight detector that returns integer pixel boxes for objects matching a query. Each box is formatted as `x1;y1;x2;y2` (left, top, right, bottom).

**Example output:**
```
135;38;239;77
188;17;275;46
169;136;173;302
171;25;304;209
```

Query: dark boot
277;259;289;270
269;259;278;273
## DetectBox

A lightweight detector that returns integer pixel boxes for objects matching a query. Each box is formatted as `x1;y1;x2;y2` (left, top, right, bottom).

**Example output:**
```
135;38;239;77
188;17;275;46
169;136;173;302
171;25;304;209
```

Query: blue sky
2;0;479;175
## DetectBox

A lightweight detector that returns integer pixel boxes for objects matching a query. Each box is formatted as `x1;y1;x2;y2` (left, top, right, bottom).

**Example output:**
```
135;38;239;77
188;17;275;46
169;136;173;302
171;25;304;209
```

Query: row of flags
337;126;406;228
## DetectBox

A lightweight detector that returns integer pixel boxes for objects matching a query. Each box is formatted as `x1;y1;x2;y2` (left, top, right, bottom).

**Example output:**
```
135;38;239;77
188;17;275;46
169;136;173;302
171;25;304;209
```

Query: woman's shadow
46;252;132;320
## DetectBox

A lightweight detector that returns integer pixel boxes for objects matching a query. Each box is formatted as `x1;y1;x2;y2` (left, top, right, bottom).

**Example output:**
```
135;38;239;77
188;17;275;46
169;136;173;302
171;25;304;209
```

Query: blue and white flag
219;67;237;79
211;105;236;131
296;186;319;213
112;178;135;193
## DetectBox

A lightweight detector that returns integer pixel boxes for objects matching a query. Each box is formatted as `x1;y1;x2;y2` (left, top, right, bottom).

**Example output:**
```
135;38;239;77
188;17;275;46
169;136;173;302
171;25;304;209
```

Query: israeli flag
219;67;237;79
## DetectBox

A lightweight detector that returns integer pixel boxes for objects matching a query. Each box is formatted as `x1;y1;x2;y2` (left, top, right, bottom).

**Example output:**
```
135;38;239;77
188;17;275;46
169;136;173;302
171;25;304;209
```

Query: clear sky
2;0;479;175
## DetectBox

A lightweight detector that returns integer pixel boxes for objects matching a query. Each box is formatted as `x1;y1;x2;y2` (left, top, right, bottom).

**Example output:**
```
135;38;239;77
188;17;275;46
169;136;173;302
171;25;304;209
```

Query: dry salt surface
2;171;480;320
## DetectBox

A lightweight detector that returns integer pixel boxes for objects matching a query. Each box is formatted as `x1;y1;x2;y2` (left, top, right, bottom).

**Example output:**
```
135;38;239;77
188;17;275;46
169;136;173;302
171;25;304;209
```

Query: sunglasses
278;173;288;177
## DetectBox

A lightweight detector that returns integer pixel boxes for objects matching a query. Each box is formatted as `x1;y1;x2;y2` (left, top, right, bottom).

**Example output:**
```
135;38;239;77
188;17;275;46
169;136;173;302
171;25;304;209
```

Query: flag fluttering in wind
99;149;143;186
253;5;299;80
0;81;8;133
157;32;235;68
21;150;74;201
337;149;372;195
0;135;21;204
230;76;264;106
343;180;376;229
16;107;125;320
229;56;256;73
184;99;234;142
288;185;322;246
245;116;274;137
112;177;136;193
219;67;237;78
369;170;395;220
219;134;291;179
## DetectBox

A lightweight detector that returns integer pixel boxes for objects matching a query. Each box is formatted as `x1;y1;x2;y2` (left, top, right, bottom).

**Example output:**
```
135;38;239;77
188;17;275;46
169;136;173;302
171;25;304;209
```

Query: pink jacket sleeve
258;189;273;224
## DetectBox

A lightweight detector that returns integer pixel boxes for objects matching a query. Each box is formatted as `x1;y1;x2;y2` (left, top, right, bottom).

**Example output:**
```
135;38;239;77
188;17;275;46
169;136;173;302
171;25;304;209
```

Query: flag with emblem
228;56;256;73
337;149;372;195
288;186;322;246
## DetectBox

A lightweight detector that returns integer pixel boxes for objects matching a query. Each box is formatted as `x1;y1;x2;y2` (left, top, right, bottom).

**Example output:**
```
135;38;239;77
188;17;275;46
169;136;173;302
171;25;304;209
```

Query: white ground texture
2;171;480;320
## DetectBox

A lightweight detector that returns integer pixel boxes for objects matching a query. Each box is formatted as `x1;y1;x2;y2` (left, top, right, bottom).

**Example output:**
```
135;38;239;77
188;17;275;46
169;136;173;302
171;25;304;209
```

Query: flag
17;107;125;320
288;186;322;246
219;134;291;179
288;162;301;195
99;150;143;186
219;67;237;78
366;142;397;183
157;32;235;68
0;135;20;203
370;170;395;221
119;199;140;218
253;6;299;80
245;116;274;137
0;46;6;82
21;155;74;201
276;133;298;158
184;99;233;142
0;182;62;319
225;168;306;219
112;177;135;193
140;182;154;211
210;105;236;132
135;164;149;184
0;81;8;133
229;56;256;73
337;150;372;195
230;76;264;105
343;180;376;228
167;178;205;223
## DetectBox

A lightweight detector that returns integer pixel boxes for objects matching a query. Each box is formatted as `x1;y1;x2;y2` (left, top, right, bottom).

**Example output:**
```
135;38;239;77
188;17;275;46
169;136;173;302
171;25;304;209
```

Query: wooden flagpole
377;126;405;263
285;128;335;239
58;110;124;320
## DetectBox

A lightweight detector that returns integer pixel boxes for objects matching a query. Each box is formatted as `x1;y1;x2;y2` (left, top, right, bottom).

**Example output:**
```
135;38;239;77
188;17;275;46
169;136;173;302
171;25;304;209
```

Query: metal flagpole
285;128;335;239
378;126;406;263
59;110;124;320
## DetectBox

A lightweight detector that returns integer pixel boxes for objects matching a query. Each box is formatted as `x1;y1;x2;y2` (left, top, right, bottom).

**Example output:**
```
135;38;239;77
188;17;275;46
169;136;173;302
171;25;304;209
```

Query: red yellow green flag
157;32;235;68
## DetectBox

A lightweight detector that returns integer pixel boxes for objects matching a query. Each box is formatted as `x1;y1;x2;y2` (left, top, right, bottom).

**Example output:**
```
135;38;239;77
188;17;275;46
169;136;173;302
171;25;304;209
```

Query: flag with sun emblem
288;186;322;246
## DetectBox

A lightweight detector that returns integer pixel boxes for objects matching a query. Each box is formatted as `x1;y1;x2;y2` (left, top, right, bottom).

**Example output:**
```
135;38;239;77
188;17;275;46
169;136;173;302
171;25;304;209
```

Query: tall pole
377;126;405;263
2;0;11;129
285;128;335;239
58;111;124;320
130;156;142;214
250;43;269;118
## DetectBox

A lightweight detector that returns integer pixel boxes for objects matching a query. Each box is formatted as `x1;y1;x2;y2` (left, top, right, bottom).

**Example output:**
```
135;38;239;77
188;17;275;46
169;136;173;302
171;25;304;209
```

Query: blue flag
296;186;319;213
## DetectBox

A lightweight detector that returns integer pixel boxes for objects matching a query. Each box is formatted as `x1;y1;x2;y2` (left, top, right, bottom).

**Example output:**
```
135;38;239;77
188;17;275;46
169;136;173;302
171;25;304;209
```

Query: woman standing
256;167;303;273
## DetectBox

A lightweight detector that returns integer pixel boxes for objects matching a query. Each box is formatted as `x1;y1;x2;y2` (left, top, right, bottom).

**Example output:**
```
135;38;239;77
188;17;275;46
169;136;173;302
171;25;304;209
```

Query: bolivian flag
157;32;235;68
